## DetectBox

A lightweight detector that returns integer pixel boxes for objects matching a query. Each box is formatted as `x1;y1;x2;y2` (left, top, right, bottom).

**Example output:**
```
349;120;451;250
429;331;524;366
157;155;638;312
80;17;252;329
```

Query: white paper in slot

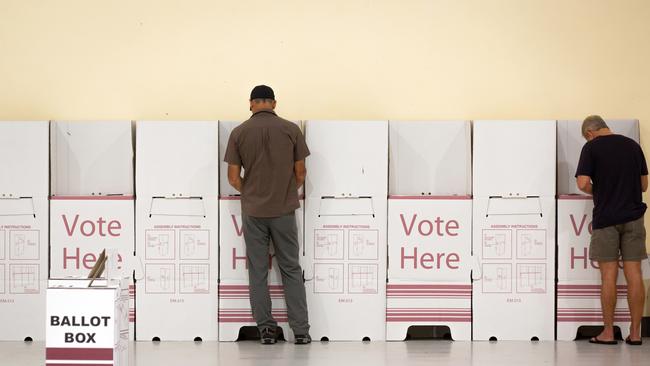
148;197;206;217
0;197;36;217
318;197;375;217
485;197;544;217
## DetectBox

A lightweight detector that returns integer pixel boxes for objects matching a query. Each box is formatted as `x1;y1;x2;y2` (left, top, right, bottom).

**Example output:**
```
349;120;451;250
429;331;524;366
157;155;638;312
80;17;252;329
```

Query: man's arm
576;175;593;195
228;164;243;192
642;175;648;193
294;159;306;189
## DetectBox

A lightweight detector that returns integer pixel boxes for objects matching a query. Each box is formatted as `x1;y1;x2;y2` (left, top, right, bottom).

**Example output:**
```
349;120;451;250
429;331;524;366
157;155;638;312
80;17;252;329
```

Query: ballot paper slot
148;196;206;217
317;196;375;217
0;197;36;217
485;196;543;217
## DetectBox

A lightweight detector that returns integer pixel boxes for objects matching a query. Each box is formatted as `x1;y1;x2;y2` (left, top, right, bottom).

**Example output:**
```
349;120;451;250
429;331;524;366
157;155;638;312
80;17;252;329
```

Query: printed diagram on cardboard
516;264;546;293
145;230;175;260
9;264;39;294
516;230;546;259
314;230;344;259
0;264;5;293
349;264;378;294
348;230;379;260
482;230;512;259
145;264;175;294
180;230;209;260
481;263;512;293
481;228;548;295
9;230;39;260
314;263;344;293
180;264;209;294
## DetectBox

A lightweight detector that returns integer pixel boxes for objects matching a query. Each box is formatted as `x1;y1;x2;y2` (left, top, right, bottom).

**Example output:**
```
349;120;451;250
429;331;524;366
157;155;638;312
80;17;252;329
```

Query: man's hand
642;175;648;193
228;164;243;192
576;175;593;195
294;159;306;189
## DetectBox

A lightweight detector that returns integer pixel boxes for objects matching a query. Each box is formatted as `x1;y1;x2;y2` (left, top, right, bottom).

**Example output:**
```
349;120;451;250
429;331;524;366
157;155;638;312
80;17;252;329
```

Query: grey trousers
242;212;310;334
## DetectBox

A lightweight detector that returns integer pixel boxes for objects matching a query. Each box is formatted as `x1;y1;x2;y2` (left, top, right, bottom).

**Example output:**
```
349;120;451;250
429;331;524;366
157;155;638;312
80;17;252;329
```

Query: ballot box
46;278;129;366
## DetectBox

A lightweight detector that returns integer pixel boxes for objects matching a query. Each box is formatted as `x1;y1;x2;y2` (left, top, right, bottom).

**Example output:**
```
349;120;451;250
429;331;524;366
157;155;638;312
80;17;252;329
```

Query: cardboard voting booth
49;121;136;340
0;121;49;341
135;121;219;341
556;119;650;340
46;278;129;366
217;121;304;341
472;120;556;341
387;121;472;341
303;120;388;341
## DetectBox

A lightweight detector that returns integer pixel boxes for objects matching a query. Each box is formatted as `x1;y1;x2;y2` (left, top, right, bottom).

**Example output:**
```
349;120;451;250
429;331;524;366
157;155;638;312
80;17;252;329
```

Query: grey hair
581;115;609;137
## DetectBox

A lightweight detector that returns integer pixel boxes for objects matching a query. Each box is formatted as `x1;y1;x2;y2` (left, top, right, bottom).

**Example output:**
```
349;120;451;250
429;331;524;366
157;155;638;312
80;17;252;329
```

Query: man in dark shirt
224;85;311;345
576;115;648;345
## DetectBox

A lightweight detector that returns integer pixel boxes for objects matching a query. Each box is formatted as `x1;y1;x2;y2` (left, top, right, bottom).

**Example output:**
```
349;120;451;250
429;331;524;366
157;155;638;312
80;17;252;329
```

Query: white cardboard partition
51;121;134;196
135;121;218;341
389;121;472;196
472;120;556;341
304;120;388;341
217;120;303;341
49;121;135;340
556;119;648;340
387;121;472;341
46;279;129;366
0;121;49;341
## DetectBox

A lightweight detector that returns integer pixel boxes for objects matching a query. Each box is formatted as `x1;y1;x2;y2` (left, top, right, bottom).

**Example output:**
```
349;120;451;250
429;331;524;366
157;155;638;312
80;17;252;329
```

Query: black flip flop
589;337;618;345
625;337;643;346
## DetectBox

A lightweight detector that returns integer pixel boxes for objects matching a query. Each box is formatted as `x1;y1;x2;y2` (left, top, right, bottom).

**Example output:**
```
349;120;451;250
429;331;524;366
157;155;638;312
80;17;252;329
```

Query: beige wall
1;0;649;123
2;1;650;223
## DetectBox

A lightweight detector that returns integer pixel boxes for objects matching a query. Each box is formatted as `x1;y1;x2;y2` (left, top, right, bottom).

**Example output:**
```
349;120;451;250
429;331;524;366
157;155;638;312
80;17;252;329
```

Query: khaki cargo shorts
590;216;649;262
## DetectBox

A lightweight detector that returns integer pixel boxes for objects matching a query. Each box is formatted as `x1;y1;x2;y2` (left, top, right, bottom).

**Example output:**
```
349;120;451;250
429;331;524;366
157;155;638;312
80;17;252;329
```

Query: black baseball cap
250;85;275;100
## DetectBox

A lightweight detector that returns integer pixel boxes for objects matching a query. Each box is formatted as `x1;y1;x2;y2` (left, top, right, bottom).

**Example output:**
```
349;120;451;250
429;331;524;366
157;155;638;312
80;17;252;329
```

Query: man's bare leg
596;261;619;341
623;261;645;342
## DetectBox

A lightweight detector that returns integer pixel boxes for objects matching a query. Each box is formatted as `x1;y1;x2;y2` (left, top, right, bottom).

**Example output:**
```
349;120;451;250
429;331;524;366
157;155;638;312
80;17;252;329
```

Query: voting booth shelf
49;121;136;340
386;121;473;341
556;119;649;340
217;120;305;342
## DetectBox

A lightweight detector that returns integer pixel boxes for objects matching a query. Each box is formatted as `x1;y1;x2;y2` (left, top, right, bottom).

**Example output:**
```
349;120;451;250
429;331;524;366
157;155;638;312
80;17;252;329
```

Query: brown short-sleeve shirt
224;110;310;217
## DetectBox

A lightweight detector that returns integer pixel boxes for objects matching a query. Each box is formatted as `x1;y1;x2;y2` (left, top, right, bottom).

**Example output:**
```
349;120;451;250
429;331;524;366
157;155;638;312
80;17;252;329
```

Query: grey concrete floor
1;339;648;366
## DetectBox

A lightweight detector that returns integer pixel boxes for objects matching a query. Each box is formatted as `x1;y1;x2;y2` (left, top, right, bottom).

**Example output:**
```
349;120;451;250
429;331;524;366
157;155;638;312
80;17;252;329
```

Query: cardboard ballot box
0;121;49;341
556;119;649;340
135;121;219;341
49;121;136;340
472;120;556;341
303;120;388;341
46;278;129;366
387;121;472;341
217;121;304;341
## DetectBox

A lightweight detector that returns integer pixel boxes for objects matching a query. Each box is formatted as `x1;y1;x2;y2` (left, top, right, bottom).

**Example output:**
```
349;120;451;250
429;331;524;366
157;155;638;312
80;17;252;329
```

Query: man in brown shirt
224;85;311;345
